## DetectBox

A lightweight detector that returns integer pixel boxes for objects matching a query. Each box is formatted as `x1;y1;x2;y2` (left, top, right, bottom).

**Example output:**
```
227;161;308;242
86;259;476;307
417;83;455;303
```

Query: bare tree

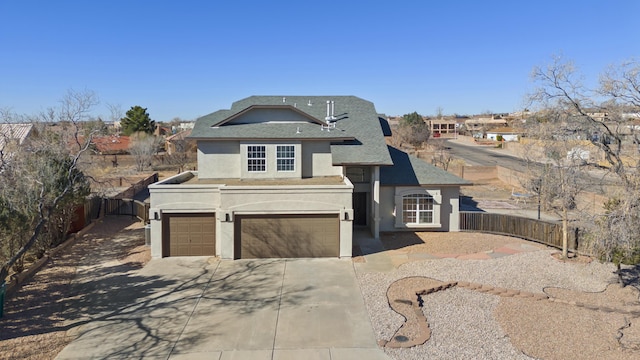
129;132;162;172
528;56;640;262
164;133;195;173
429;139;454;170
107;103;124;134
0;90;95;282
520;125;589;257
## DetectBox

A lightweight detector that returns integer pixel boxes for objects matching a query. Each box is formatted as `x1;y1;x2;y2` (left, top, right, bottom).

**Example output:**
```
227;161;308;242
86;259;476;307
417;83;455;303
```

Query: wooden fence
459;211;577;250
103;198;150;223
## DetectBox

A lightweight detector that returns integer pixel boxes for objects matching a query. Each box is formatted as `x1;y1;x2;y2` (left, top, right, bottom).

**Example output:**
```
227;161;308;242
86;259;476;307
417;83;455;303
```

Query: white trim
394;187;442;229
276;144;296;172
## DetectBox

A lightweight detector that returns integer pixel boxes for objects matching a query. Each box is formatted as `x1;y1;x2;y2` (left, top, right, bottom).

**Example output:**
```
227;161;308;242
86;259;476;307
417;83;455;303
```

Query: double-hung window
402;193;434;224
247;145;266;172
276;145;295;172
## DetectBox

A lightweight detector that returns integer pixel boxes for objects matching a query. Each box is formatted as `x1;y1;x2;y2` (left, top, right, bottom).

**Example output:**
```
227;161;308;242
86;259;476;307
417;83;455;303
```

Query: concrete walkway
56;258;390;360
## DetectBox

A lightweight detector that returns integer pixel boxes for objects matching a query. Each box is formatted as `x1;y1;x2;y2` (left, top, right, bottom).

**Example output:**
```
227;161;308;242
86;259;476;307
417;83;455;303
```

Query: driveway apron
56;258;389;360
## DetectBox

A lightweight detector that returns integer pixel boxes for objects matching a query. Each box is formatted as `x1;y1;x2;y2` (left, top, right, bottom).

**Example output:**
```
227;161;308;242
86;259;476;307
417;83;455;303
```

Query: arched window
402;193;434;225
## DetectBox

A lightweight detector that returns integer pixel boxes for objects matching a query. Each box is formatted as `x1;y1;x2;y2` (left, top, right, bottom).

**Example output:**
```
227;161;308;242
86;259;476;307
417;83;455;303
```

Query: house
464;116;508;134
486;127;520;142
428;118;458;138
165;129;195;155
90;135;131;155
148;96;469;259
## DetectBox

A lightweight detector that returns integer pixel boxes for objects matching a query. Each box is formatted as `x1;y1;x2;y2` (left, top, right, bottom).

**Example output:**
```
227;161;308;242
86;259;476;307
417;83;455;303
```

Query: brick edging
381;277;638;349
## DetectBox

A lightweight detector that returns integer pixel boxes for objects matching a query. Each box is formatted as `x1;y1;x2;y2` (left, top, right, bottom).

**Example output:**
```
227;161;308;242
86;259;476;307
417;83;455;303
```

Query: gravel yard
356;232;640;360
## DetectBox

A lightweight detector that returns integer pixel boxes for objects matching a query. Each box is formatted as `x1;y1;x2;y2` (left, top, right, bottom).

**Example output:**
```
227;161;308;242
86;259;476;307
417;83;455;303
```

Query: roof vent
322;100;337;131
282;97;286;103
325;100;336;121
307;100;312;106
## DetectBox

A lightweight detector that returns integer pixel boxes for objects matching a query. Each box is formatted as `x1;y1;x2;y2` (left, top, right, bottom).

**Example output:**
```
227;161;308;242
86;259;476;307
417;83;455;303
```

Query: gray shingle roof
189;96;469;186
381;146;471;186
190;96;393;166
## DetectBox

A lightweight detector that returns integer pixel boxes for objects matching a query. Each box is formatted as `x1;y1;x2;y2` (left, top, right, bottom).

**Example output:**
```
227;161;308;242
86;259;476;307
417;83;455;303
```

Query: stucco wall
379;185;461;232
301;141;343;178
149;173;354;259
197;141;240;179
198;139;340;179
239;141;302;179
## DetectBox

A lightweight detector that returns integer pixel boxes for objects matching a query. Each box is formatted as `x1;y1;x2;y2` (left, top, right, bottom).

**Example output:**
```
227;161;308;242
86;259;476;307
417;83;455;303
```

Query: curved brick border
380;276;640;349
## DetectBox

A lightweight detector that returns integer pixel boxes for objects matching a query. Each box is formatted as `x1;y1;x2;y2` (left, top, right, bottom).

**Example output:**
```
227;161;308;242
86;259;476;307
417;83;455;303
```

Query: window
402;193;434;224
276;145;295;171
247;145;266;172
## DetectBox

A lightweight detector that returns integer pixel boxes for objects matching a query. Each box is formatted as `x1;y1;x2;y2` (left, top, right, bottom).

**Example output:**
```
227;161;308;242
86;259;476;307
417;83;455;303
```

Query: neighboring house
0;123;34;153
165;129;195;155
149;96;469;259
91;135;131;155
486;127;520;142
428;118;458;138
464;117;508;134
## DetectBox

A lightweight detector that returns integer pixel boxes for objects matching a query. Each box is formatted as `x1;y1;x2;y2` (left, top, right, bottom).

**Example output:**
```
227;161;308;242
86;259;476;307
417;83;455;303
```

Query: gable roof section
380;146;470;186
190;96;393;166
213;105;326;127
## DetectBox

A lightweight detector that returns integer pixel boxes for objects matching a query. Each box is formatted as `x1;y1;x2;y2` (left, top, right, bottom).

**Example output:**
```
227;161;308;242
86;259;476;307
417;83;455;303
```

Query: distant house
464;117;508;133
0;123;34;153
486;127;519;142
91;135;131;155
428;118;458;138
165;129;195;155
148;96;469;259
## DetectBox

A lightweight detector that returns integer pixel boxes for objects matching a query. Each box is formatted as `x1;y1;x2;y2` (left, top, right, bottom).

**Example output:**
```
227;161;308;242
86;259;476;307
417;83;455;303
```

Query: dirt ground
0;217;149;360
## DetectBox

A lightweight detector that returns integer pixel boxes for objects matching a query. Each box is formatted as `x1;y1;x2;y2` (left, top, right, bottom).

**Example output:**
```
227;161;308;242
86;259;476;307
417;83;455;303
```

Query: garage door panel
163;213;216;257
235;214;339;259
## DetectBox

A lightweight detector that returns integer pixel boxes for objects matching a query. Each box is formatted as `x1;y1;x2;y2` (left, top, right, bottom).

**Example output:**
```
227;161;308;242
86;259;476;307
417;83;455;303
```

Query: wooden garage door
163;213;215;257
234;214;339;259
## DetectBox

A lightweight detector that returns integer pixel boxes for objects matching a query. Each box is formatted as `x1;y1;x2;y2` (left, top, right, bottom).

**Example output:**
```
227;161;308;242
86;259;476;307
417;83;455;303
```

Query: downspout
372;166;380;239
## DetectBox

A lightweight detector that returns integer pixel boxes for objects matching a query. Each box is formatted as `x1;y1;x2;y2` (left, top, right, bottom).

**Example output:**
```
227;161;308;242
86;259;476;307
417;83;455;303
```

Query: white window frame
247;145;266;172
276;145;295;172
402;193;434;225
394;188;442;229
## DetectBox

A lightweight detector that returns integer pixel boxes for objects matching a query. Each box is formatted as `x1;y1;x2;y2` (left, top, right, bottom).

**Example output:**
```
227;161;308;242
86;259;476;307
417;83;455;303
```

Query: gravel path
355;234;640;360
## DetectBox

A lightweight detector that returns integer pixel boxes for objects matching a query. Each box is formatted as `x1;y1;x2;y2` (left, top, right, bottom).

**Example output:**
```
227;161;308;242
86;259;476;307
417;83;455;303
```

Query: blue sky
1;1;638;121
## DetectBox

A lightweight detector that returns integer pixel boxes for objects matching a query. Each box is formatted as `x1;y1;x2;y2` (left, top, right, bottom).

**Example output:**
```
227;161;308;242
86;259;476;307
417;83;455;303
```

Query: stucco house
148;96;469;259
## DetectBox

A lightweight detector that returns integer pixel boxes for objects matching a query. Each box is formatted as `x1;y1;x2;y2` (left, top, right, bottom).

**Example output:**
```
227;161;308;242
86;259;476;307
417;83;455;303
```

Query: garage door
234;214;339;259
162;213;215;257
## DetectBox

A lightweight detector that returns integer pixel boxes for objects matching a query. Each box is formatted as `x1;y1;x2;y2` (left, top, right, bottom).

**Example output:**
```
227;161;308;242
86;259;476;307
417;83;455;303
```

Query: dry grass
0;217;149;360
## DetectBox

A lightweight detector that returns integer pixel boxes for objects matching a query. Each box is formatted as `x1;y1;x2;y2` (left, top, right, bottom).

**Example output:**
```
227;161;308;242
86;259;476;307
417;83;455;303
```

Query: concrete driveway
56;257;389;360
